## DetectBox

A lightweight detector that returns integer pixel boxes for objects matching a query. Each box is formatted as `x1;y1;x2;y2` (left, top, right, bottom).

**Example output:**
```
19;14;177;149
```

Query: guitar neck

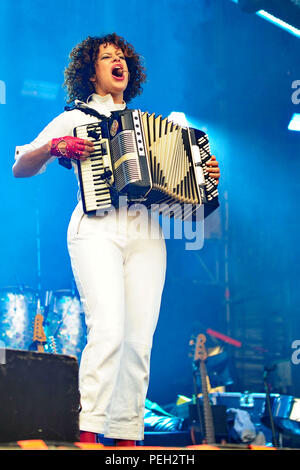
200;361;215;444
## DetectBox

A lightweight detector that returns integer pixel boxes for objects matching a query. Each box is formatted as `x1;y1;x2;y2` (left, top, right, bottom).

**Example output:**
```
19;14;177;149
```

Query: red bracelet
50;136;85;159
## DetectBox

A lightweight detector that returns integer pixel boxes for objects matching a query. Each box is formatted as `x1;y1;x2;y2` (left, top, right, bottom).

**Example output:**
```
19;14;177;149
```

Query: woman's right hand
49;136;94;160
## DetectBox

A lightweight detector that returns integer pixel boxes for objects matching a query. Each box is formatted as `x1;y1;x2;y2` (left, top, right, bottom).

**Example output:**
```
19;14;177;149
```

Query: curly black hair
63;33;146;104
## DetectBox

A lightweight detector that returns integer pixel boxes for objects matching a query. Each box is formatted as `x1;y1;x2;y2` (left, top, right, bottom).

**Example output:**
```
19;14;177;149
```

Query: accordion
74;109;219;220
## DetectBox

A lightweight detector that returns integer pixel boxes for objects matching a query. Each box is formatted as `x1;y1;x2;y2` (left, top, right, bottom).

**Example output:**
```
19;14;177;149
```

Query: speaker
0;349;80;443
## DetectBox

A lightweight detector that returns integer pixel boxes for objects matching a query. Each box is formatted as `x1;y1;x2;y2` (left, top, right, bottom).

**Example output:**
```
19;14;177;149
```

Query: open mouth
111;65;124;79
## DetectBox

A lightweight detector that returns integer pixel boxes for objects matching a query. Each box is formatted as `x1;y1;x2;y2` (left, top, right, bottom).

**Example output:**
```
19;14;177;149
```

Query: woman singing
13;33;220;446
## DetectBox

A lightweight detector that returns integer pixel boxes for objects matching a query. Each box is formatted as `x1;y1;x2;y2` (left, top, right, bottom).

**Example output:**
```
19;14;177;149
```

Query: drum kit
0;286;87;362
0;191;87;362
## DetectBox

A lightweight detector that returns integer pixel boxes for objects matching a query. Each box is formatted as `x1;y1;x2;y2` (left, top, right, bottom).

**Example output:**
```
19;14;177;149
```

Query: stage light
257;10;300;38
230;0;300;37
168;112;190;127
288;113;300;131
168;112;208;133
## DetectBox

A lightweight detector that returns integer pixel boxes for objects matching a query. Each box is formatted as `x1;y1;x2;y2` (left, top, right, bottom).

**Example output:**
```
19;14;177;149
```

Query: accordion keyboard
74;123;113;213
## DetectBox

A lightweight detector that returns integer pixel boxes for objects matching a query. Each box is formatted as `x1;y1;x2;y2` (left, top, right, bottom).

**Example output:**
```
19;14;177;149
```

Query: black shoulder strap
59;104;109;169
59;103;128;169
64;103;109;120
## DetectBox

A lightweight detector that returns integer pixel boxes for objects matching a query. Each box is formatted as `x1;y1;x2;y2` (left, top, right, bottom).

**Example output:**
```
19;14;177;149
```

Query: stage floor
0;439;294;451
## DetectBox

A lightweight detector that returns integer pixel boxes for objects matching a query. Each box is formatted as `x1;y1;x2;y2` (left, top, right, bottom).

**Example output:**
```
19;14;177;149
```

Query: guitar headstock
189;333;208;362
33;313;47;344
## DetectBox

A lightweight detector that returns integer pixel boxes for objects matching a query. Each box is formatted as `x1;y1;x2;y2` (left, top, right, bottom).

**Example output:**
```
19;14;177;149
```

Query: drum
0;287;38;350
44;290;87;361
261;394;300;435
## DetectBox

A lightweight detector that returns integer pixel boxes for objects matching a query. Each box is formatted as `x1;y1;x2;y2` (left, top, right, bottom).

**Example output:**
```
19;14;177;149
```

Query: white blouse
14;93;126;175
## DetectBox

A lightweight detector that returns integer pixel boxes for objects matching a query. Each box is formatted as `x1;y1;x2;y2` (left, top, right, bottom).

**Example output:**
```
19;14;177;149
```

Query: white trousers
67;202;167;440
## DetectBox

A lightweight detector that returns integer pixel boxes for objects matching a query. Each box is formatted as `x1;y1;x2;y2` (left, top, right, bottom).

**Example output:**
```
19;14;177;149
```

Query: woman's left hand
206;155;220;185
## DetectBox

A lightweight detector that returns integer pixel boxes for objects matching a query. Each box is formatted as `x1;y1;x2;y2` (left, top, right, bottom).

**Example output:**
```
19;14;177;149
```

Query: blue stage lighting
288;113;300;131
21;80;59;100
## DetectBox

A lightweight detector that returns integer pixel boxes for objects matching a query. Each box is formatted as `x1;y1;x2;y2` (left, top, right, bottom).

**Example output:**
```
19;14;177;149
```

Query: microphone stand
35;185;42;299
263;366;278;448
32;183;47;351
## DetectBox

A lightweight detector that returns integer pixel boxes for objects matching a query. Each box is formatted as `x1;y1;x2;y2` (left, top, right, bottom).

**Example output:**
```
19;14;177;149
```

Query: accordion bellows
74;109;219;220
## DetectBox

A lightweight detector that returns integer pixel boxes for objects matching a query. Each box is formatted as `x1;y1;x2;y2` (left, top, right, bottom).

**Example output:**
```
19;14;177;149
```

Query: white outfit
15;94;167;440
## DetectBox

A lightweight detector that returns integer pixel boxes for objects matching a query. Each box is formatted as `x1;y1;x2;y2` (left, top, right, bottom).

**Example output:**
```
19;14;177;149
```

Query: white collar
86;93;126;110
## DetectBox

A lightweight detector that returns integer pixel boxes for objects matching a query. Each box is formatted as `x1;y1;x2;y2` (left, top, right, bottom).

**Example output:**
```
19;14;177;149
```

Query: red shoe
80;431;97;443
115;439;136;447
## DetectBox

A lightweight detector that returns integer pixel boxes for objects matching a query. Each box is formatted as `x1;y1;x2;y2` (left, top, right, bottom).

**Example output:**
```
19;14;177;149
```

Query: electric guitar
32;300;47;353
190;333;216;444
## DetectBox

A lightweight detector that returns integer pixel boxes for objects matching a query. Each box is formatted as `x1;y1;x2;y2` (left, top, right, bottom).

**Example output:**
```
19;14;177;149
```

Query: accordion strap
65;102;129;119
58;104;107;169
59;103;128;169
64;103;109;120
